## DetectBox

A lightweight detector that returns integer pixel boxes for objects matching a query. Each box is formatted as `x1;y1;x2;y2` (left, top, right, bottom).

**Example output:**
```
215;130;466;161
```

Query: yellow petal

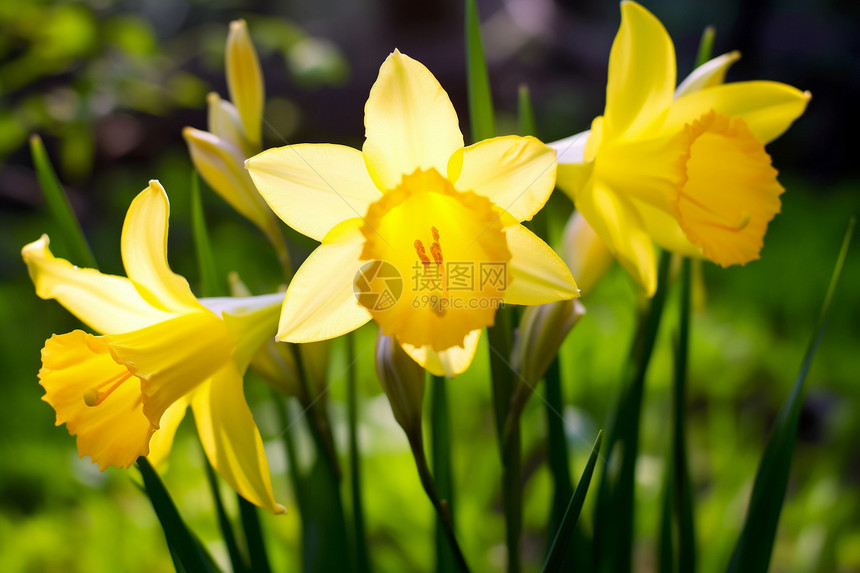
400;329;481;378
674;112;784;266
246;143;382;242
219;294;283;371
39;331;156;470
277;218;372;342
631;199;702;257
675;51;741;98
503;224;579;305
577;181;658;296
362;50;464;191
226;19;264;147
604;1;676;139
22;235;173;335
192;366;285;514
105;311;233;425
555;161;595;206
451;136;556;223
667;81;811;144
146;397;190;471
184;128;280;242
121;181;203;314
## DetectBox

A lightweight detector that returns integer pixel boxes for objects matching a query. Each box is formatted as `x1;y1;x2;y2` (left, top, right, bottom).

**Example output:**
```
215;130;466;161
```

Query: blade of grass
517;84;536;137
658;462;675;573
30;134;97;269
203;457;247;573
190;172;223;297
543;431;603;573
727;218;854;573
238;495;272;573
594;250;672;573
431;374;464;572
347;333;372;573
695;26;716;68
137;457;214;573
465;0;495;142
544;358;573;540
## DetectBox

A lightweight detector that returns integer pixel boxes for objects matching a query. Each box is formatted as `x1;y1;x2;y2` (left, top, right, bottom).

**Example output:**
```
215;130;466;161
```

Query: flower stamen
83;370;134;407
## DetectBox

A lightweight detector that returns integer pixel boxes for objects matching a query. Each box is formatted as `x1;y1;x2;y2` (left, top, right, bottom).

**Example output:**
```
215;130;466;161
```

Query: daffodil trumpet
247;50;579;377
24;180;285;514
551;1;810;296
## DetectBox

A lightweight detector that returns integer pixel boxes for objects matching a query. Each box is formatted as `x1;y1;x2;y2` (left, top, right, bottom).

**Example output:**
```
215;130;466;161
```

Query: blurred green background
1;0;858;571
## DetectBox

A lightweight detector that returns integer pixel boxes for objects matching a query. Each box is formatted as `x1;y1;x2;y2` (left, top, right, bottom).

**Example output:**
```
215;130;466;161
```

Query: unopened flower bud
375;332;425;438
512;298;586;388
226;19;264;147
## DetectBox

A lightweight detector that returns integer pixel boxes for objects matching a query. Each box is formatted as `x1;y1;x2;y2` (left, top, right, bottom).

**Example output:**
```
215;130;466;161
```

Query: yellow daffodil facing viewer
23;181;284;514
247;51;578;377
551;1;810;295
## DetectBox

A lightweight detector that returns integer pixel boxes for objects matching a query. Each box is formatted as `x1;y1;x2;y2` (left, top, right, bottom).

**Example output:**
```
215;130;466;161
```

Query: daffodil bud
375;331;425;439
226;19;264;147
207;92;256;159
182;126;279;244
512;298;586;388
562;210;613;297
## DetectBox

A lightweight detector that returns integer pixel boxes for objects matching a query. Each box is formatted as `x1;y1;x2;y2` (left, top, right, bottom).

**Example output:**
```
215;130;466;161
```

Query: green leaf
464;0;495;142
190;172;223;298
238;495;272;573
30;134;97;269
137;457;215;573
594;250;673;573
695;26;716;68
727;218;854;573
543;431;603;573
517;84;537;138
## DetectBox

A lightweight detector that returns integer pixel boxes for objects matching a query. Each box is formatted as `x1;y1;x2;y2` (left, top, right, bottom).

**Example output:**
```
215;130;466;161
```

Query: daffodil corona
247;51;578;377
23;181;284;514
551;1;810;295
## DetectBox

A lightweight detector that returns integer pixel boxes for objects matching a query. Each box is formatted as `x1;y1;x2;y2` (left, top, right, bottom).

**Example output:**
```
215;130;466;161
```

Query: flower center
358;168;511;350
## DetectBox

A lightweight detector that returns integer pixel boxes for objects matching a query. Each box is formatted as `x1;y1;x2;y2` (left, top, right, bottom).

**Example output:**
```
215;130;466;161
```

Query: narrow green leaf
190;172;223;298
672;258;696;572
543;431;603;573
203;457;247;573
431;374;458;573
695;26;716;68
594;250;673;573
517;84;537;138
727;218;854;573
347;333;372;573
465;0;495;141
544;359;573;541
137;457;214;573
238;495;272;573
30;134;97;269
658;466;675;573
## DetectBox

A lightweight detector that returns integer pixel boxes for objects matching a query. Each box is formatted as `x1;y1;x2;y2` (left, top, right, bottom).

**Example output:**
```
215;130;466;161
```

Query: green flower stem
594;250;672;573
291;343;341;479
408;377;470;573
238;495;272;573
543;358;573;543
347;333;372;573
671;258;696;572
203;454;247;573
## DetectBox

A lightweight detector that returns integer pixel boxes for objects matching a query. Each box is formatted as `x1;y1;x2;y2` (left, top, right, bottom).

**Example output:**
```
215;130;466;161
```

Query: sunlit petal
604;1;675;138
226;19;264;147
247;143;381;242
503;224;579;305
121;181;203;314
363;50;464;191
22;235;173;335
192;367;285;514
451;136;556;222
667;81;811;144
146;397;190;471
400;329;481;378
277;218;372;342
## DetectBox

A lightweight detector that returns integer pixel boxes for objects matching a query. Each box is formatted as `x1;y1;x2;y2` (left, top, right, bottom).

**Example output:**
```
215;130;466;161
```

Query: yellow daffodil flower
247;50;578;377
551;1;810;295
23;180;284;514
